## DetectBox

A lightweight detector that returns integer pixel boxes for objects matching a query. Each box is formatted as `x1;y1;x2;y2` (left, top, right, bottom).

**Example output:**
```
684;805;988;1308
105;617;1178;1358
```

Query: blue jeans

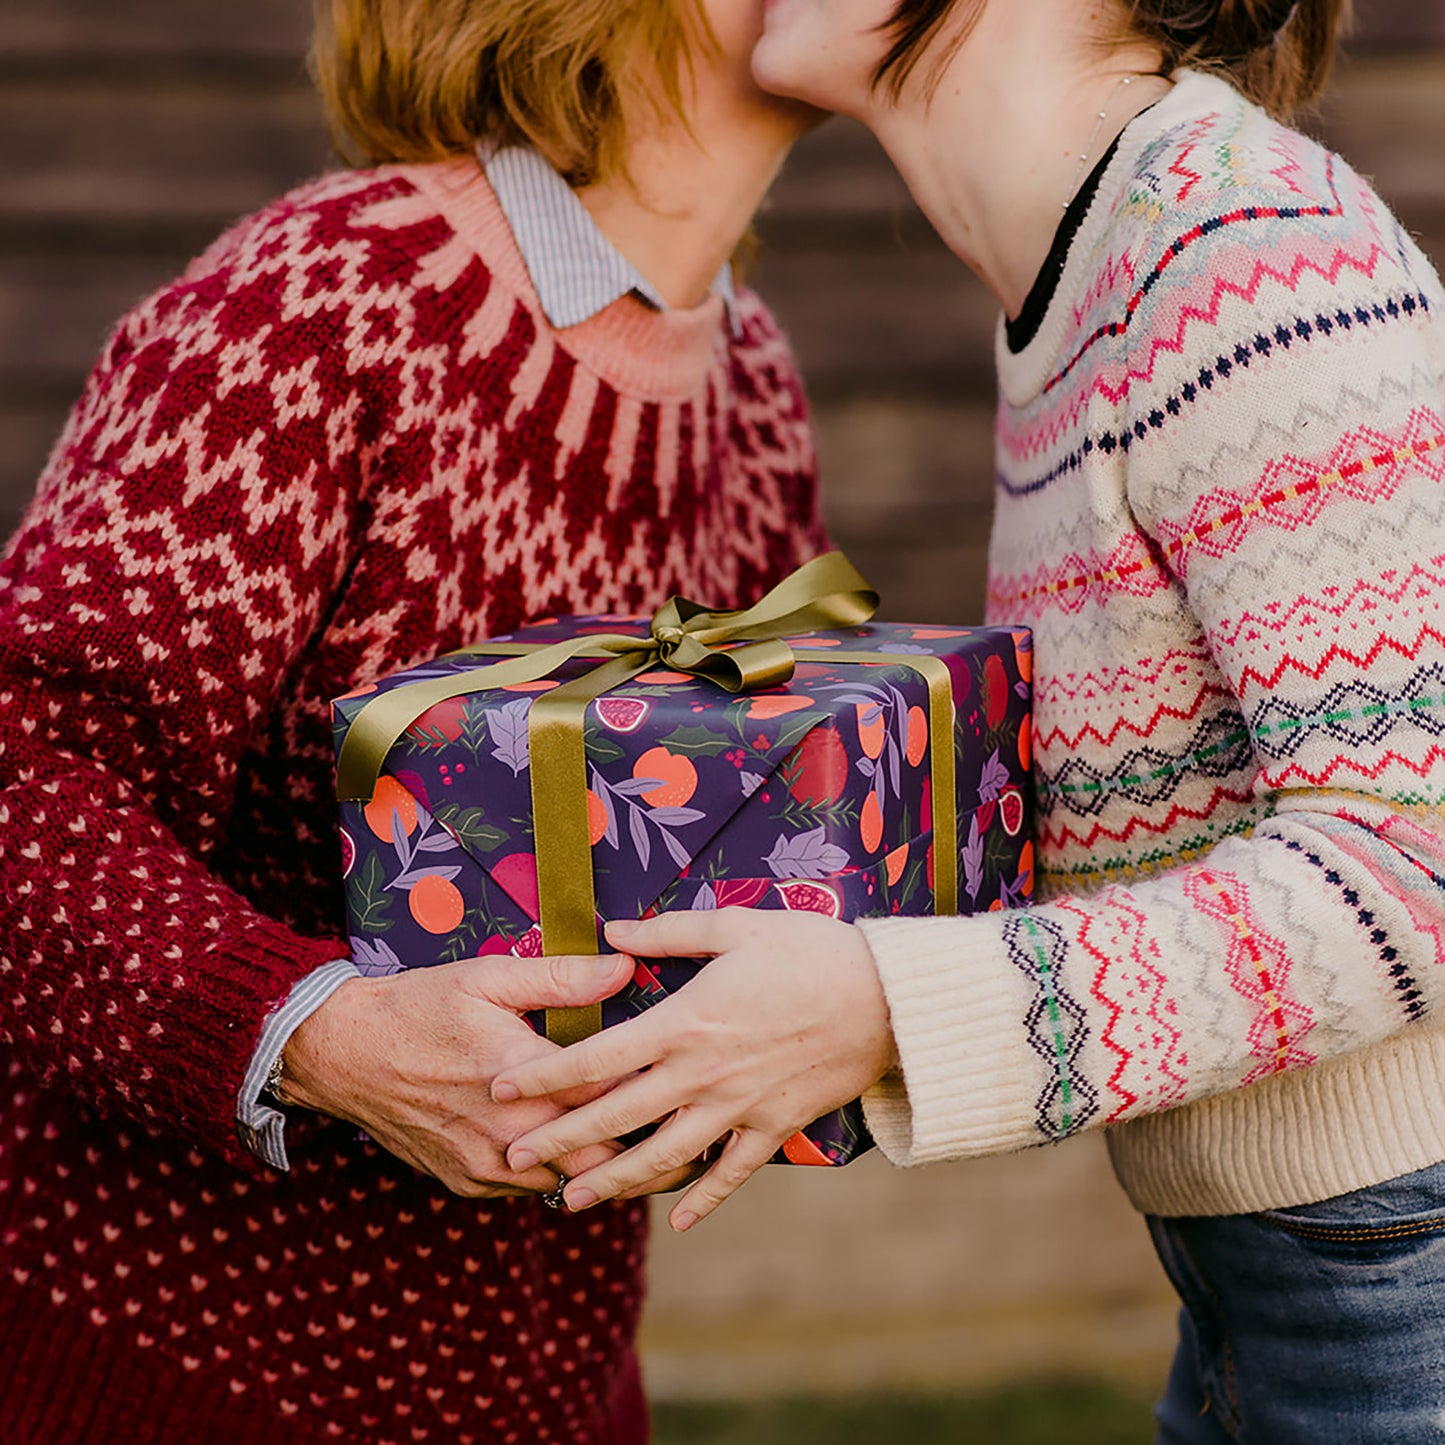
1150;1159;1445;1444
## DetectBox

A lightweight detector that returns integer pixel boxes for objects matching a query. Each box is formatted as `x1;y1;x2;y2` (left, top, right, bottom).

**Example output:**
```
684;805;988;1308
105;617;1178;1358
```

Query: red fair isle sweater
0;158;824;1443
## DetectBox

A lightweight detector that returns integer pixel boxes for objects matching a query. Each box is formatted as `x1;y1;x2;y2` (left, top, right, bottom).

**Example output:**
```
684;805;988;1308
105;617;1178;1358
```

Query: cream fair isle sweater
860;71;1445;1216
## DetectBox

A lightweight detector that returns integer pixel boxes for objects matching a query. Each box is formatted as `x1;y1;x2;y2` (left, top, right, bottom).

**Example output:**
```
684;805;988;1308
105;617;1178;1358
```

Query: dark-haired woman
494;3;1445;1438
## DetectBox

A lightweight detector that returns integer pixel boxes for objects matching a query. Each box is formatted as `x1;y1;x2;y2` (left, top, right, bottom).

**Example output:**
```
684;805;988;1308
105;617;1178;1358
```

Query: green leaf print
429;804;509;854
347;851;394;935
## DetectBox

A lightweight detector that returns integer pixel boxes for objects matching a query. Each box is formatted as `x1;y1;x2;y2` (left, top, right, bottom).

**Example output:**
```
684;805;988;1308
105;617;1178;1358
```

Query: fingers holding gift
504;1066;681;1173
664;1128;779;1231
604;908;752;960
492;1003;665;1103
553;1120;777;1229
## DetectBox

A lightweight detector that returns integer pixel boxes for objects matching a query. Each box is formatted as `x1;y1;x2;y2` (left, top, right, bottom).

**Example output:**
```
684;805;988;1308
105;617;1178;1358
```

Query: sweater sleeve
0;223;369;1167
861;188;1445;1167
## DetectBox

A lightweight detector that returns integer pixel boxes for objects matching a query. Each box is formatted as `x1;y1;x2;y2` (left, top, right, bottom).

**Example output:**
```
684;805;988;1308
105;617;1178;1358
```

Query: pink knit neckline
400;158;730;404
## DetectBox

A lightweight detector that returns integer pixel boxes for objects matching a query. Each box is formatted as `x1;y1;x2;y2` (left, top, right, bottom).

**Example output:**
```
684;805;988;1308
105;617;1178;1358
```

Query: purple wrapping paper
333;618;1033;1166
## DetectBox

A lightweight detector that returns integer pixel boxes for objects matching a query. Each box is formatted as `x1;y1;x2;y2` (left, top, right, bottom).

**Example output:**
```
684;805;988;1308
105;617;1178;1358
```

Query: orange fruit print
781;1131;832;1166
632;747;697;808
905;705;928;766
586;789;609;845
364;775;417;841
855;702;885;759
408;874;465;934
747;694;812;719
884;843;909;886
860;791;884;854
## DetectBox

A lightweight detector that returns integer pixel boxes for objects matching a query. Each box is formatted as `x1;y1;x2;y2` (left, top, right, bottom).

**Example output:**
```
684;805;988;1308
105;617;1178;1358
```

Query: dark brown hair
875;0;1352;119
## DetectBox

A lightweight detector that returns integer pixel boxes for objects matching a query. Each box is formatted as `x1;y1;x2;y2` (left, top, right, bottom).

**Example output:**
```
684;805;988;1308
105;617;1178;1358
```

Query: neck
577;91;808;311
862;12;1170;318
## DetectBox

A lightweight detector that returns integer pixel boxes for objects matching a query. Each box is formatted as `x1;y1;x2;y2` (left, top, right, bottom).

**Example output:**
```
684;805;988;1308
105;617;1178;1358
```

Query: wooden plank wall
5;2;1443;627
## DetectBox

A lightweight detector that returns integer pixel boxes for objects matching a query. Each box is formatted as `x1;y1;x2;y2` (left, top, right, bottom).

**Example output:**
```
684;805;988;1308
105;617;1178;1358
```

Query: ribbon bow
335;552;879;805
335;554;886;1041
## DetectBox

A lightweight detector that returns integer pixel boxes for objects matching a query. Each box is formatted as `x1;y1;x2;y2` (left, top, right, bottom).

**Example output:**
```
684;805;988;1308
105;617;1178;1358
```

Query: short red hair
311;0;705;185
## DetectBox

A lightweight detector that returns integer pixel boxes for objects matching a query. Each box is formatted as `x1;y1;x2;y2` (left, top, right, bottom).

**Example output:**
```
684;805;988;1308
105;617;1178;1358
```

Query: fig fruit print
333;618;1033;1166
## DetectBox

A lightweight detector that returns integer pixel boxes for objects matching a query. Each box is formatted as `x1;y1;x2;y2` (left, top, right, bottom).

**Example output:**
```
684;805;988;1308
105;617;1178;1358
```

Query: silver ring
542;1174;569;1210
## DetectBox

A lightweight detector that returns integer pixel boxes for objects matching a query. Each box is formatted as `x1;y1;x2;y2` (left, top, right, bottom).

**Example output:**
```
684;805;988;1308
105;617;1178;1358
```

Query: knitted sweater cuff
858;913;1037;1167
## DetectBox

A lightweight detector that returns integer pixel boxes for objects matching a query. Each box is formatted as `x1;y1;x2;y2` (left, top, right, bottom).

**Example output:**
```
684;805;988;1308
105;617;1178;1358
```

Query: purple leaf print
691;882;719;911
648;806;707;827
590;767;621;849
765;827;852;879
887;684;908;794
488;698;532;777
962;814;984;901
612;778;660;797
628;803;652;870
659;826;692;869
351;936;404;977
739;771;765;796
389;864;464;890
977;748;1009;803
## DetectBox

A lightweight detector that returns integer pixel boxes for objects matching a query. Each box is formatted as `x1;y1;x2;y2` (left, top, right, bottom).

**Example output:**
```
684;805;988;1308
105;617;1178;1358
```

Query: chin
750;3;879;120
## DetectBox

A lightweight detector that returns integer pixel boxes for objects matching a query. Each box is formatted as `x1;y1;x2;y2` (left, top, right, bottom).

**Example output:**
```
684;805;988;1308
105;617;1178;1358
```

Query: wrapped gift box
332;615;1033;1166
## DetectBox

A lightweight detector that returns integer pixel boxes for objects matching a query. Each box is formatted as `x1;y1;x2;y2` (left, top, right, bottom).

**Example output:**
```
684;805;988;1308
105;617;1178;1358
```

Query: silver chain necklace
1062;74;1140;211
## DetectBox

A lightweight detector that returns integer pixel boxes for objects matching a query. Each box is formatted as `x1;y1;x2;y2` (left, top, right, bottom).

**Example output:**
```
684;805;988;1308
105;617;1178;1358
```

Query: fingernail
671;1210;697;1233
492;1079;520;1103
593;954;628;976
509;1148;538;1171
605;919;638;942
566;1186;598;1210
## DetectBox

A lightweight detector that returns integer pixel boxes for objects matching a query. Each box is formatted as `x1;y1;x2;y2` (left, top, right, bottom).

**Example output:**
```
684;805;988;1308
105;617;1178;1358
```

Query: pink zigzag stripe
1038;232;1391;418
1059;894;1189;1123
1261;745;1445;792
1164;116;1214;206
1032;640;1216;705
1035;681;1236;752
1041;151;1370;400
1183;868;1317;1087
1227;625;1445;697
1212;558;1445;652
1001;220;1397;463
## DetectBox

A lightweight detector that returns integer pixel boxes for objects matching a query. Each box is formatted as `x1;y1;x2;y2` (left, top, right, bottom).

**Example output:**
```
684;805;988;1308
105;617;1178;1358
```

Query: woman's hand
281;952;661;1198
490;909;897;1231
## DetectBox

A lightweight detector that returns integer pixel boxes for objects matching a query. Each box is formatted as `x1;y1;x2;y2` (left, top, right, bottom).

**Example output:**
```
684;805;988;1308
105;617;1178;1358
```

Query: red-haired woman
497;3;1445;1439
0;1;824;1439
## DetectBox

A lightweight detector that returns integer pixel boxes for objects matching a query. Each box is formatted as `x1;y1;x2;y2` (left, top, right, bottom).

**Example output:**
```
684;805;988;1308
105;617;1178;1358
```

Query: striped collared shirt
481;145;739;332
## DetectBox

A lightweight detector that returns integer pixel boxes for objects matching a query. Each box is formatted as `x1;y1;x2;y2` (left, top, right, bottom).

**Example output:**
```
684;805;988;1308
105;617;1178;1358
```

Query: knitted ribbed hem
1108;1013;1445;1216
401;159;729;405
0;1275;322;1445
858;913;1039;1166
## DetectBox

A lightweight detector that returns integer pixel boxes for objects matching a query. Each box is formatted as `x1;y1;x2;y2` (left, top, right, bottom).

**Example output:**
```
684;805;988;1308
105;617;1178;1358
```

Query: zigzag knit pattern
0;158;824;1442
860;71;1445;1216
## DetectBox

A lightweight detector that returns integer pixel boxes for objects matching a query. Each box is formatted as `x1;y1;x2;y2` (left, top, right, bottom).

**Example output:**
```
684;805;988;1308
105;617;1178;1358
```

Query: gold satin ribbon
334;553;957;1045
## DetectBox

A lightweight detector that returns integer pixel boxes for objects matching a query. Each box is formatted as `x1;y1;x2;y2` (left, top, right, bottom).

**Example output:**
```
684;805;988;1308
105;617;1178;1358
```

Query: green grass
653;1380;1155;1444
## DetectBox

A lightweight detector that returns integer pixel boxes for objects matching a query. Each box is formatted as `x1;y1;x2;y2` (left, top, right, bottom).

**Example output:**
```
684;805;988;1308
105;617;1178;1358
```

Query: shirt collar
481;145;738;333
